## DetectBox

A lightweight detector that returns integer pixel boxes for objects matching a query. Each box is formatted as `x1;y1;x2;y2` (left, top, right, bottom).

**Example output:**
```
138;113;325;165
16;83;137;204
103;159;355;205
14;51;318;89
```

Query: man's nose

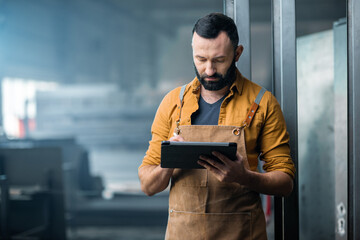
205;62;216;76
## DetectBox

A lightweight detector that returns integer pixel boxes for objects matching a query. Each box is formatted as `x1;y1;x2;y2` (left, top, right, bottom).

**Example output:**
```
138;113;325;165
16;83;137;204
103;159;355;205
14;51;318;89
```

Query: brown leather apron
164;86;268;240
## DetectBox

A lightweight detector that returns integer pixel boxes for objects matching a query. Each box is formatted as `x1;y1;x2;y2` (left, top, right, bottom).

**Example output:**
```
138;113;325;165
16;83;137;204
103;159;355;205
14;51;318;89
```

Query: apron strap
179;84;187;104
243;87;267;127
174;84;187;135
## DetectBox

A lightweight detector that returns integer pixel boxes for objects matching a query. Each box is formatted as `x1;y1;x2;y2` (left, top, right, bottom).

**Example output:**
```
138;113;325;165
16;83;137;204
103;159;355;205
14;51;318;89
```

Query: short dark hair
192;13;239;50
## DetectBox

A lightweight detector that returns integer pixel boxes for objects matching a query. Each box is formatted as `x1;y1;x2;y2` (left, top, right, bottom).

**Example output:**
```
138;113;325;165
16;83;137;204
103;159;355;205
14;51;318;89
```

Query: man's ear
235;45;244;61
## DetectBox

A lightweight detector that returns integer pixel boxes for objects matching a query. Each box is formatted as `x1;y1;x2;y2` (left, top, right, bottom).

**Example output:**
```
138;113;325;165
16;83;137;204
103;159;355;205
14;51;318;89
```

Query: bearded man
139;13;295;240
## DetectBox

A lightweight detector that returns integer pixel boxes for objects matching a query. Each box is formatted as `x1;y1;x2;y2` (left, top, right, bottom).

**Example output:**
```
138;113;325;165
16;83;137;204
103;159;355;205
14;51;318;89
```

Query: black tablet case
161;141;237;169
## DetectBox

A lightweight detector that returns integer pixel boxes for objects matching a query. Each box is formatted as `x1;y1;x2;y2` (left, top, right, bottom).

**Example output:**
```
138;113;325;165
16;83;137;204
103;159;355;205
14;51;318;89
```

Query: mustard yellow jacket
140;70;295;178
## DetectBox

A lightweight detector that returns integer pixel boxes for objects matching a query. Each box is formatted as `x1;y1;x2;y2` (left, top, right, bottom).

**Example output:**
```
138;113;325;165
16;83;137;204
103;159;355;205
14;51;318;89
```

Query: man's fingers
198;155;229;177
169;135;185;142
212;151;231;164
198;160;223;175
199;155;222;167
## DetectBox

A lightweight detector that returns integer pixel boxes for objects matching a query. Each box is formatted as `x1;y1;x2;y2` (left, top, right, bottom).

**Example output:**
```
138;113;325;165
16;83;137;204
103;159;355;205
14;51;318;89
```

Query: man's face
192;31;238;91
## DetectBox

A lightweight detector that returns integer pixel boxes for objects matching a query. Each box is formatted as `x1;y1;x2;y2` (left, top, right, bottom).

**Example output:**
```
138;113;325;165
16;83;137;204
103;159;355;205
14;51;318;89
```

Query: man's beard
194;58;237;91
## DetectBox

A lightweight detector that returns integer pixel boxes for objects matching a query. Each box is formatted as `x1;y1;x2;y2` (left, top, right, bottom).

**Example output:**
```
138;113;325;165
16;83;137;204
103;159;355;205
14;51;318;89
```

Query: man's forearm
243;170;293;196
138;165;174;196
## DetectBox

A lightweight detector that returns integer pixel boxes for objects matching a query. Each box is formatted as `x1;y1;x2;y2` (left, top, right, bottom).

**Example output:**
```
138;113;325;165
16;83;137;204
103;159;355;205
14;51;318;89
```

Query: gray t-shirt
191;94;227;125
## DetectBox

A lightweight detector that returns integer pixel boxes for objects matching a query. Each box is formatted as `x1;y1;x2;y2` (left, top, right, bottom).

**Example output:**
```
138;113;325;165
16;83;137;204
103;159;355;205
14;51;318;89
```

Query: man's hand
198;152;251;185
169;134;185;142
198;151;293;196
138;134;185;196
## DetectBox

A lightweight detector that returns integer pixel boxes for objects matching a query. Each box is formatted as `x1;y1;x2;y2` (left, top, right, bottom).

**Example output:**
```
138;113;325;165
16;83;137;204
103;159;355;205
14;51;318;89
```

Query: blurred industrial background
0;0;356;239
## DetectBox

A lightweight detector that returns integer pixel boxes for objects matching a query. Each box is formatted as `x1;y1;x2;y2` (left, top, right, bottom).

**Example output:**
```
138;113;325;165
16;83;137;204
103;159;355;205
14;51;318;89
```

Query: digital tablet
161;141;237;169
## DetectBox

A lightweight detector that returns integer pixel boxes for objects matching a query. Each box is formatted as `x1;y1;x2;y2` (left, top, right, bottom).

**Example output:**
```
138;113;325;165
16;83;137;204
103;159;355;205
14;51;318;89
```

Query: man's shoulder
238;76;278;109
162;78;198;103
163;85;186;103
241;76;267;97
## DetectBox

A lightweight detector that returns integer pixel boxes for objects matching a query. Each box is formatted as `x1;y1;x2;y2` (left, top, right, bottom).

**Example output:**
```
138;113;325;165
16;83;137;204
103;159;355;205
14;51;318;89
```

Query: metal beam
225;0;251;79
235;0;251;79
272;0;299;239
0;157;9;240
348;0;360;239
224;0;234;19
333;18;347;240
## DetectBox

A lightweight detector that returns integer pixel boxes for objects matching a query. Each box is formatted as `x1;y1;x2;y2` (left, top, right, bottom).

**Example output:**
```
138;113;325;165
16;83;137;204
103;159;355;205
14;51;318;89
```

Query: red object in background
265;195;272;223
18;118;36;138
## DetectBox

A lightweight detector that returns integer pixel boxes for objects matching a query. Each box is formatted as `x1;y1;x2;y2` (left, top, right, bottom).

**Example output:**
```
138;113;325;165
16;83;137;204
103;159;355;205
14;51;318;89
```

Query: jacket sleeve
139;90;178;168
259;92;296;179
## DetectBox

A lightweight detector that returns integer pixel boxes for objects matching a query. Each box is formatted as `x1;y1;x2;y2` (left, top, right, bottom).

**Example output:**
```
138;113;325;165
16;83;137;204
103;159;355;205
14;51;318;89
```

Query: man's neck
200;85;230;104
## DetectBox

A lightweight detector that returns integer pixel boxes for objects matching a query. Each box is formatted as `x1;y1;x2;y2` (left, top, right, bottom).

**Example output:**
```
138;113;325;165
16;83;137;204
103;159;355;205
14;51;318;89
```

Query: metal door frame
271;0;298;239
224;0;299;239
224;0;251;80
347;0;360;239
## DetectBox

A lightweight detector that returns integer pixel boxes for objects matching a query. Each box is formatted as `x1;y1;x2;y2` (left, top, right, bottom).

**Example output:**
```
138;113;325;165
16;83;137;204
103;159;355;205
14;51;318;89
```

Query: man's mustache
201;73;223;79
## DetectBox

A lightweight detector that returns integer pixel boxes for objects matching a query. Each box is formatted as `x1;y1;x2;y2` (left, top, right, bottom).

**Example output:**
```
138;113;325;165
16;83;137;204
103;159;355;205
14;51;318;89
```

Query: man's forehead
192;31;232;53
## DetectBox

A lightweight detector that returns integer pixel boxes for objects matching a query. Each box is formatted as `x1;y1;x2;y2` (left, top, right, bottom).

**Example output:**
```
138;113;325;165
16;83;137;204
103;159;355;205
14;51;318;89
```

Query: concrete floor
69;224;274;240
68;226;166;240
66;196;274;240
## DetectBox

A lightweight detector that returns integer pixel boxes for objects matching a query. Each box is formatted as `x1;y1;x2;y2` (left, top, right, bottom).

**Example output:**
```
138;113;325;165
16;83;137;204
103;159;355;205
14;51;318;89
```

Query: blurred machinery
0;138;104;240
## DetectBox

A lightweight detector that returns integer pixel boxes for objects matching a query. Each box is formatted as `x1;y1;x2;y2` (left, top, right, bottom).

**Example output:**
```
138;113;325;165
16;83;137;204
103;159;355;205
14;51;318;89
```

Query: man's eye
198;58;206;62
214;59;225;63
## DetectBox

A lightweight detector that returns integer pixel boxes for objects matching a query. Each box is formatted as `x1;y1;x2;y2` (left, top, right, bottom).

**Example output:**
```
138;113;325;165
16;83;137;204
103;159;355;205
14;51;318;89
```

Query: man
139;13;295;239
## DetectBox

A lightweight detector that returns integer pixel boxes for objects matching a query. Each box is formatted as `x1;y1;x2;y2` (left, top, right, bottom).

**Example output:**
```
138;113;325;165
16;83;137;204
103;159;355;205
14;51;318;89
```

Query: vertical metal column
0;156;9;240
333;19;348;240
0;1;5;131
272;0;299;239
223;0;234;20
224;0;251;80
348;0;360;239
